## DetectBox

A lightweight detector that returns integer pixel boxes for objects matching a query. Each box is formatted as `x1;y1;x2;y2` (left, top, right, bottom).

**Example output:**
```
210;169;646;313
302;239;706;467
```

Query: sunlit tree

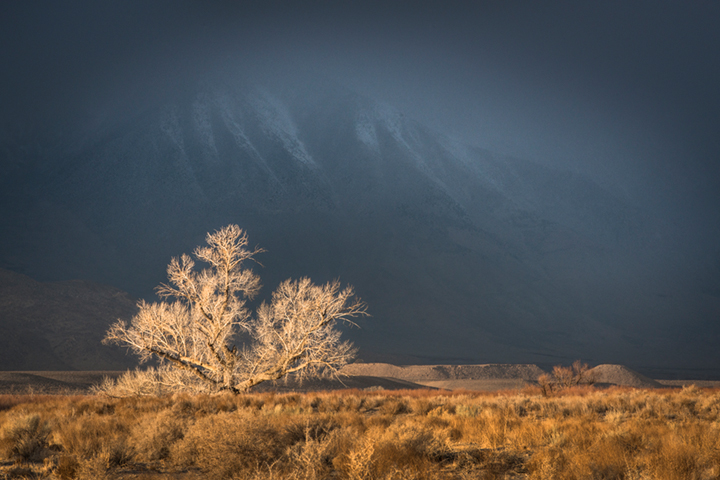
104;225;366;394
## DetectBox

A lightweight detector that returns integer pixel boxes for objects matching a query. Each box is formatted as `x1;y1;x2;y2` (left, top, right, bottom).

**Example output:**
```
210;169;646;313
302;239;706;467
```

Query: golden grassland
0;386;719;479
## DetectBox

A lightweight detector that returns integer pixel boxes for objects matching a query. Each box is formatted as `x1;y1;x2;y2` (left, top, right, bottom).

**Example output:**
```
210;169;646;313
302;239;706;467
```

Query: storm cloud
2;1;720;375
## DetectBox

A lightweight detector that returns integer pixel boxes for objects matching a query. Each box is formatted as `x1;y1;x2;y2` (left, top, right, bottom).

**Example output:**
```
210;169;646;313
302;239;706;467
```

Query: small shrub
379;398;410;415
130;409;188;462
0;413;51;463
55;454;80;480
540;360;595;396
170;411;288;477
340;437;375;480
53;413;133;465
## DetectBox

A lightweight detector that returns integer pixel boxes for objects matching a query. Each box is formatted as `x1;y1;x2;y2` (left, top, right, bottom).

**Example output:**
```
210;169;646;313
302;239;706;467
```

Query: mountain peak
0;81;710;372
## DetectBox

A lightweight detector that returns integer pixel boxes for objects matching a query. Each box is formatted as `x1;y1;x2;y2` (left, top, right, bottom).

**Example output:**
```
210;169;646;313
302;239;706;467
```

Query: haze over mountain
1;79;718;376
1;2;720;377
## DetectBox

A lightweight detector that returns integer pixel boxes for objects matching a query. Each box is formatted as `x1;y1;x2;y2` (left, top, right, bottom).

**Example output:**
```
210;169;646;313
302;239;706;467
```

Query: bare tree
104;225;366;394
538;360;595;396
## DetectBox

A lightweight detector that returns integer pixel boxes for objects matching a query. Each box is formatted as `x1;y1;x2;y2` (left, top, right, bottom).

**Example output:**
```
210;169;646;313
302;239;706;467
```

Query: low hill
340;363;546;381
0;268;139;370
340;363;547;390
342;362;686;391
589;364;663;388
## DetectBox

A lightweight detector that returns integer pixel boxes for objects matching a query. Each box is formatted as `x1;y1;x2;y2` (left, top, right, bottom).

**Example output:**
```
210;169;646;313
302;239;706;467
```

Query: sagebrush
1;386;719;479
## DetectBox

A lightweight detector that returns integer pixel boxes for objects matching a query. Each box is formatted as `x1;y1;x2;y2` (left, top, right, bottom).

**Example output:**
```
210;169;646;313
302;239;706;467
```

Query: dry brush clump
538;360;595;396
0;386;719;479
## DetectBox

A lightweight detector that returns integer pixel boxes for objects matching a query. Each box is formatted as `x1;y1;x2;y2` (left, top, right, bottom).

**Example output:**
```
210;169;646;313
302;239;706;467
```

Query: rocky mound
340;363;546;382
589;364;663;388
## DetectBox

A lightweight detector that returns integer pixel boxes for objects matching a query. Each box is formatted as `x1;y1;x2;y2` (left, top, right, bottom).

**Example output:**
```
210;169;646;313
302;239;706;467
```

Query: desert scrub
0;413;51;463
0;387;718;479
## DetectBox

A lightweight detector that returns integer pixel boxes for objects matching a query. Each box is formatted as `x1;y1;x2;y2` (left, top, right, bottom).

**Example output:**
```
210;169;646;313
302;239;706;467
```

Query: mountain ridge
1;81;717;372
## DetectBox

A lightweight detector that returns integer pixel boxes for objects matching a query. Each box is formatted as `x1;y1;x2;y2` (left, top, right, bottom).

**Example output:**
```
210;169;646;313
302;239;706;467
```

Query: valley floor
1;386;720;479
2;370;720;395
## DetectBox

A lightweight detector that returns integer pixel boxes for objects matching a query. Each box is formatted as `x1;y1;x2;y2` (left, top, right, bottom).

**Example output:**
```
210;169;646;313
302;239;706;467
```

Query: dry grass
0;386;718;479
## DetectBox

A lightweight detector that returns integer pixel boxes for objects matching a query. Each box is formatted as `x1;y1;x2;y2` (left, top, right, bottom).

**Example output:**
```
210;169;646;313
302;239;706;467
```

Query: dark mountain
1;82;718;375
0;268;137;370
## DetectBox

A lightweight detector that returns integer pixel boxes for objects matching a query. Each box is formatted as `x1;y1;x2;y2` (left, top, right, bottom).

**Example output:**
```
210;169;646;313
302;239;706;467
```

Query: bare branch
102;225;366;395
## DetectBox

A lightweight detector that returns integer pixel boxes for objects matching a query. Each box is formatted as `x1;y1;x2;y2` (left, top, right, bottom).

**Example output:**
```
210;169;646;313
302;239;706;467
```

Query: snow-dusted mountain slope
1;82;717;373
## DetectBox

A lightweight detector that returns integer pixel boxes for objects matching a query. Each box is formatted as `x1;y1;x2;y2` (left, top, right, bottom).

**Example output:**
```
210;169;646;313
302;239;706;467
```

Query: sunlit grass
0;386;718;479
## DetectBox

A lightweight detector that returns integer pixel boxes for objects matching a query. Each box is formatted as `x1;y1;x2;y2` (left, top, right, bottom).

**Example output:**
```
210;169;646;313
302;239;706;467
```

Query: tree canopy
103;225;366;394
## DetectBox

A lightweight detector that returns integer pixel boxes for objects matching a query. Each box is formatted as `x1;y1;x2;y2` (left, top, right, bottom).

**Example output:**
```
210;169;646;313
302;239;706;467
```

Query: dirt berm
340;363;547;390
588;364;663;388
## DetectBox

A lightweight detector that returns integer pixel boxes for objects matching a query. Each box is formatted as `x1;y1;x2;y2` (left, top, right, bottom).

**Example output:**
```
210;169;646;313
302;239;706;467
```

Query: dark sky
2;0;720;247
3;1;720;373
